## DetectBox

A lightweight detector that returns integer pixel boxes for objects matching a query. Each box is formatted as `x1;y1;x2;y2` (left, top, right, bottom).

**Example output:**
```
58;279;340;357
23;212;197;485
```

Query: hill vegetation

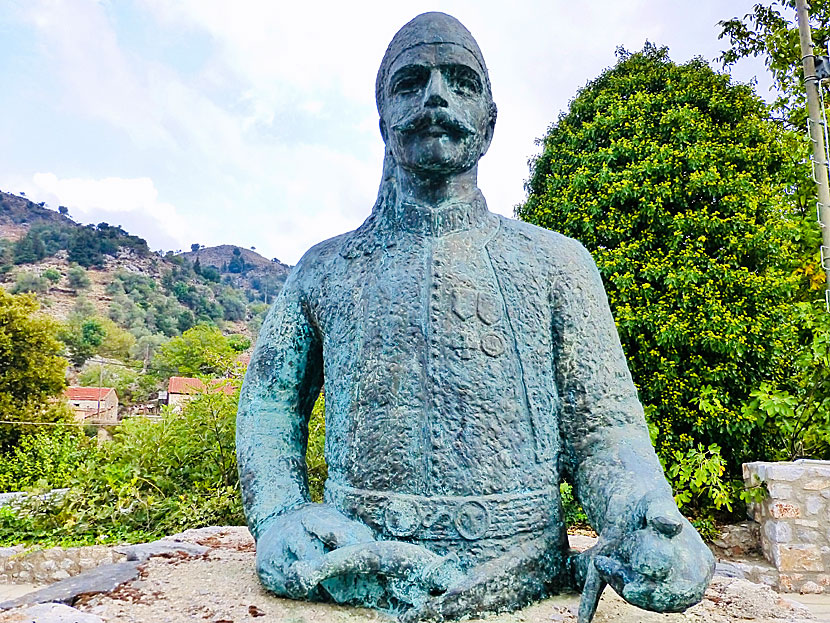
0;190;291;412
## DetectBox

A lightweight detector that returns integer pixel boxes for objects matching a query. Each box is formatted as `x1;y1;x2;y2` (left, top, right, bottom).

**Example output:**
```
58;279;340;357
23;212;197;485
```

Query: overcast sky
0;1;775;264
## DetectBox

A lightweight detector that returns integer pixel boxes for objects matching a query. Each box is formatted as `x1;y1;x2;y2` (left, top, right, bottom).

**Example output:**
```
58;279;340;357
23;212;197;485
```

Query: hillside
180;244;290;303
0;190;280;366
0;191;76;241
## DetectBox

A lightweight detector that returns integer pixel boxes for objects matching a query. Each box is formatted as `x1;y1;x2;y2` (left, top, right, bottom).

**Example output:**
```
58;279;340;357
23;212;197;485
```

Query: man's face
381;43;494;178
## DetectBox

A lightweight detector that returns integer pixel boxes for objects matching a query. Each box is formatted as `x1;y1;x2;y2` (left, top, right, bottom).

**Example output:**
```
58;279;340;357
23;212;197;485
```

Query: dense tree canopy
518;45;815;475
0;287;68;446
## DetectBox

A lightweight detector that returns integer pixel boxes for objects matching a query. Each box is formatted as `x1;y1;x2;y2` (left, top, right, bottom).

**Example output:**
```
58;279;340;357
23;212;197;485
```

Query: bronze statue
237;12;714;622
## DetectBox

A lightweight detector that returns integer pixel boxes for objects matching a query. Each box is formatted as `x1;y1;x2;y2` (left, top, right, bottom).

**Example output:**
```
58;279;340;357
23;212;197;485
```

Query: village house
166;376;235;411
64;386;119;425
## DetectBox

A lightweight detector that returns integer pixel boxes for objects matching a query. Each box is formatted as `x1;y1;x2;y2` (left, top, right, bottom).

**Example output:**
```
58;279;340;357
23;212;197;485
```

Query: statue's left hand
590;494;715;613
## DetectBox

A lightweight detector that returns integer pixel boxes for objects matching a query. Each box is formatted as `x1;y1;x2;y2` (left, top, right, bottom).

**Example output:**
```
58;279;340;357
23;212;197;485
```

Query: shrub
42;268;61;284
517;44;813;489
0;387;244;546
11;271;48;294
0;429;96;493
66;266;90;289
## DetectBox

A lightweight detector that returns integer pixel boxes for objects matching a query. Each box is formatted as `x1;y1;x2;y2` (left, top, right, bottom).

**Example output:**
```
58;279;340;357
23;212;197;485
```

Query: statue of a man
237;12;714;622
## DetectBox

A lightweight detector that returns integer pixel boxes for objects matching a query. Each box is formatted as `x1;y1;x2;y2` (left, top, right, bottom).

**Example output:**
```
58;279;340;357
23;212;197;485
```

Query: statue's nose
423;69;449;108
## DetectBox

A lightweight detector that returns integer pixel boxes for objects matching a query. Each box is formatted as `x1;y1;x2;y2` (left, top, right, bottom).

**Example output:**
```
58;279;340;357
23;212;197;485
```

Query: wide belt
325;481;558;542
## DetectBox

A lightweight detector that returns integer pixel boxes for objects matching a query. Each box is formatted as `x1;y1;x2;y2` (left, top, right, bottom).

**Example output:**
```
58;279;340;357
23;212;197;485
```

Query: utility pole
796;0;830;309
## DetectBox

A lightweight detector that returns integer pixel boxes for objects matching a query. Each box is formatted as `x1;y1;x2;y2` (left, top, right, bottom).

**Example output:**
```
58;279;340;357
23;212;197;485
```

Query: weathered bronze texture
237;12;714;622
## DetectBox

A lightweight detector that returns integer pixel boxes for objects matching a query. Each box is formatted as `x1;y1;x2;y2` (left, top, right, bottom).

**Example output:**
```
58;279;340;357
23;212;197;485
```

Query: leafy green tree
518;45;812;481
59;316;106;367
153;325;235;377
0;429;95;493
0;288;68;446
719;0;830;127
79;363;139;406
42;268;61;284
0;387;243;545
12;232;46;265
95;317;136;361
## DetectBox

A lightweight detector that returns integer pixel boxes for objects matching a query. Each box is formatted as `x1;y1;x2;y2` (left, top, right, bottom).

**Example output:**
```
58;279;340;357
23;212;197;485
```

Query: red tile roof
167;376;235;396
65;386;116;401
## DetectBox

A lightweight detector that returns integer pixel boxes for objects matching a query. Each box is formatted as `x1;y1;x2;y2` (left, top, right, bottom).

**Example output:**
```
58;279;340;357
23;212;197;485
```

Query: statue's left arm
553;240;713;612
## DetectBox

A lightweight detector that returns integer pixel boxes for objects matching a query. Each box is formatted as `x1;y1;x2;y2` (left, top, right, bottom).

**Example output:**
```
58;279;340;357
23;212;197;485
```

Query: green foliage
0;388;244;546
559;482;589;528
79;364;139;406
66;266;90;289
13;231;47;264
11;271;48;294
153;324;235;377
518;45;813;485
0;287;68;447
58;316;106;367
743;301;830;460
719;0;830;127
307;392;327;502
0;429;96;493
42;268;61;284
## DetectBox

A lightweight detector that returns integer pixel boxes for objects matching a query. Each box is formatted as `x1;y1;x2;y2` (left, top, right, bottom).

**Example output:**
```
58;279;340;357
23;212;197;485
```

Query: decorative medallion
384;498;421;537
480;333;505;357
454;500;491;540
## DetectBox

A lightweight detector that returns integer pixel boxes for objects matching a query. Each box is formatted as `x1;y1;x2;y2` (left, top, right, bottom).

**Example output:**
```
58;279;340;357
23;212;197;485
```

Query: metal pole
796;0;830;306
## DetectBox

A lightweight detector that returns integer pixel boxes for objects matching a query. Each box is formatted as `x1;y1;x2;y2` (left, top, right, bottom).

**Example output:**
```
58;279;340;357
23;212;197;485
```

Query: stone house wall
744;459;830;594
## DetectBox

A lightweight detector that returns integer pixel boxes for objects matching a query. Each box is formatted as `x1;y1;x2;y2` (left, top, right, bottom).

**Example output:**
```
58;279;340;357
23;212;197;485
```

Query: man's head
376;13;497;178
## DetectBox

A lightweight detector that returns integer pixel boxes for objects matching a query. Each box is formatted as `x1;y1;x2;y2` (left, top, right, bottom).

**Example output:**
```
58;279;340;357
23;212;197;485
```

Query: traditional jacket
237;191;670;574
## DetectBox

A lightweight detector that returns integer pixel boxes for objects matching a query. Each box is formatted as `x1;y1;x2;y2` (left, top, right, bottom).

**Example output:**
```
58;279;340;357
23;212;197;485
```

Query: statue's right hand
255;503;376;600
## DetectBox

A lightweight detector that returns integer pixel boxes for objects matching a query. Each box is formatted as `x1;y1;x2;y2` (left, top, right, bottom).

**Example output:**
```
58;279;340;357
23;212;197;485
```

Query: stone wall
0;545;125;585
744;459;830;594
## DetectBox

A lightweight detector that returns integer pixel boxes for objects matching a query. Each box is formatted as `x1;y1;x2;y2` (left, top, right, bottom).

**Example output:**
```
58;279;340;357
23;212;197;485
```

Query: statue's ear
379;118;388;143
480;101;497;157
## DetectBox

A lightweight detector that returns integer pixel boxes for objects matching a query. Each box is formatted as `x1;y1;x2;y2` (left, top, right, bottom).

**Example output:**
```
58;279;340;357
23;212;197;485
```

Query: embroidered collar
340;189;492;259
395;192;489;237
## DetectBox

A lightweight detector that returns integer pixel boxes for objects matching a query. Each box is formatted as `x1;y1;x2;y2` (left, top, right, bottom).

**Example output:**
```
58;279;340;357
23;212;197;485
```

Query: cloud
20;173;192;253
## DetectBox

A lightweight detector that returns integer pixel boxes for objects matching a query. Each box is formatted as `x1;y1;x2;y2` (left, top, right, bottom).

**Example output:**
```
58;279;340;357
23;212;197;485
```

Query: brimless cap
375;12;491;114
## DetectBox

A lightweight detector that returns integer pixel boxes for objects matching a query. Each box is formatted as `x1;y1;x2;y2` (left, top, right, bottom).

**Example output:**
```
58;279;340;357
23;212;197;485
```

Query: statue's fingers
287;531;326;564
594;554;635;594
302;511;374;549
399;599;442;623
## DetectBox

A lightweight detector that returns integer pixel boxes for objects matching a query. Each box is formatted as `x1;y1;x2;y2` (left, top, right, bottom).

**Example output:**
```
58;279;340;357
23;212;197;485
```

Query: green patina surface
236;12;714;623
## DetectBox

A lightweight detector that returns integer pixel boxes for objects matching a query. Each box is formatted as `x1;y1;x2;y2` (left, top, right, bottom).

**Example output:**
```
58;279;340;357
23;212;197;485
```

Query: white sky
0;1;774;264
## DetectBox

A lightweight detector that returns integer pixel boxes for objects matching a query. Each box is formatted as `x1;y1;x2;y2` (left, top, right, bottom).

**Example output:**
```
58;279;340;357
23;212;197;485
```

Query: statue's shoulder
289;231;354;287
494;216;594;270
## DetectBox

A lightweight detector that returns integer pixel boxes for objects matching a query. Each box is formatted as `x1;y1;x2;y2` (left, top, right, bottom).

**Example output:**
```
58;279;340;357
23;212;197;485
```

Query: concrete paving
0;584;37;602
790;594;830;622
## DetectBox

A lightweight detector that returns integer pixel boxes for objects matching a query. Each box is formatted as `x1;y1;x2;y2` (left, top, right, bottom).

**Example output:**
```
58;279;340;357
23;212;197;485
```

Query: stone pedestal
744;460;830;594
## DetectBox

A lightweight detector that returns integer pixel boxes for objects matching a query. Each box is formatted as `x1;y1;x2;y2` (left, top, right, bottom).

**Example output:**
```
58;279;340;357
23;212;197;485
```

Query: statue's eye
391;67;429;96
444;66;482;96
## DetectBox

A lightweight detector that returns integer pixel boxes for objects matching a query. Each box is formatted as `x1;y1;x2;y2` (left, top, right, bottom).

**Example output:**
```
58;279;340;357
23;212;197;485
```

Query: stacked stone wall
744;459;830;594
0;545;125;585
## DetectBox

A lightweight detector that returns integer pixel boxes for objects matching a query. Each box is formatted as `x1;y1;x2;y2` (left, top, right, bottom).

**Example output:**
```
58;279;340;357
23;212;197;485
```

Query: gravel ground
0;527;818;623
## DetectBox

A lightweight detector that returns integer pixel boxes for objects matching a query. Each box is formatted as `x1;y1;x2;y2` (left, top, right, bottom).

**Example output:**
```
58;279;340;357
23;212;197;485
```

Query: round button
454;501;490;540
481;333;505;357
384;499;421;537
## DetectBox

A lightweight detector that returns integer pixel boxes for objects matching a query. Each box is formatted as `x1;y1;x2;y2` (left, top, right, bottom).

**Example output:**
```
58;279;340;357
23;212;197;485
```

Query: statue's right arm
236;270;324;540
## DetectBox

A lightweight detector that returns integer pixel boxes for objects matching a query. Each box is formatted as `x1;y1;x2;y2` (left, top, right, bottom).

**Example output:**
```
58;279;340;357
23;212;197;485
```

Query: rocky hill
0;191;75;241
180;244;290;304
0;190;280;340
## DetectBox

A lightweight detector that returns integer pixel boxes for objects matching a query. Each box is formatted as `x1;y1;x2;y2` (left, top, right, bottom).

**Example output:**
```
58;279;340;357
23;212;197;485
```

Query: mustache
392;110;474;138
